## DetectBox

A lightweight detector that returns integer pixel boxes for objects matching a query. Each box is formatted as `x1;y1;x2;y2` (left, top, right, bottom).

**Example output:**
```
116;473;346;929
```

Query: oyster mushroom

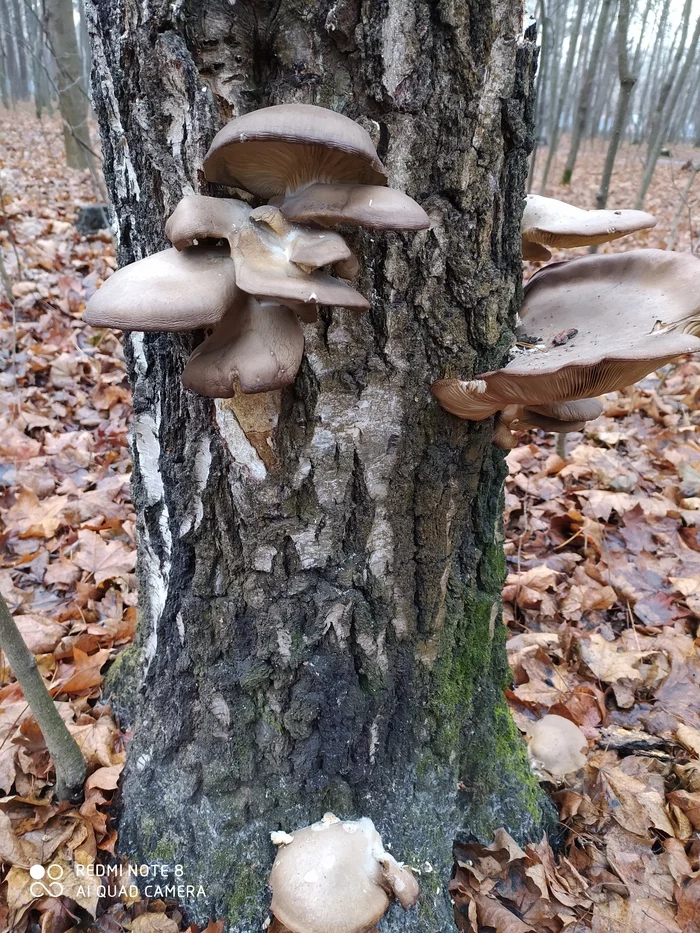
432;250;700;427
492;398;604;449
204;104;387;197
182;293;304;397
522;194;657;257
527;715;587;779
268;814;419;933
83;246;236;332
278;182;430;230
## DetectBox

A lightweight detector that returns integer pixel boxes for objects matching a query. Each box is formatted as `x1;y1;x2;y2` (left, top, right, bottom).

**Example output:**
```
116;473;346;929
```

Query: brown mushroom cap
522;240;552;262
165;195;252;249
83;247;237;332
527;715;587;778
279;183;430;230
232;223;369;311
432;250;700;421
269;815;419;933
204;104;387;198
522;194;656;250
182;293;304;397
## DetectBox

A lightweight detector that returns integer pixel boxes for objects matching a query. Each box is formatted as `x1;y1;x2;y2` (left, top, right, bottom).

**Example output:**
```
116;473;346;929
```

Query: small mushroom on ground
432;250;700;435
527;714;588;779
83;246;237;332
268;814;419;933
521;194;656;257
204;104;387;197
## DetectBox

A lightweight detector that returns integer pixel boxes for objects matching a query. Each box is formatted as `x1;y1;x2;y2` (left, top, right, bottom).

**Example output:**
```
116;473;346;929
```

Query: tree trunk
539;0;587;192
44;0;93;169
635;0;694;206
594;0;636;217
86;2;550;929
561;0;616;184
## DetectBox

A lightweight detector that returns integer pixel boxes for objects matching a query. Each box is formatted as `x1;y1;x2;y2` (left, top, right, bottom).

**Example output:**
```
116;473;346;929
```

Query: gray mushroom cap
432;250;700;421
279;183;430;230
522;194;657;251
165;195;252;249
83;246;237;332
204;104;387;197
182;292;304;397
232;221;369;311
269;815;419;933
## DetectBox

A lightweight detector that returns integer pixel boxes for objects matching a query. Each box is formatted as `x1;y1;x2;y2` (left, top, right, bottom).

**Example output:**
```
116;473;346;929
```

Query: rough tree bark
87;2;550;929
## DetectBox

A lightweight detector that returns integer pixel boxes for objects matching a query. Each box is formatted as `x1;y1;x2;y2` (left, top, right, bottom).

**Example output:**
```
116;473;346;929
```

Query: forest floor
0;110;699;933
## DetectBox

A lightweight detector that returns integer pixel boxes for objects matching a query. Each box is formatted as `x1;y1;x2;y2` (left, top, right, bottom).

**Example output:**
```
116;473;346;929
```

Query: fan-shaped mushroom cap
204;104;387;198
269;814;419;933
165;195;252;249
84;247;237;332
182;293;304;397
232;222;369;311
527;715;587;778
279;183;430;230
522;194;656;251
432;250;700;421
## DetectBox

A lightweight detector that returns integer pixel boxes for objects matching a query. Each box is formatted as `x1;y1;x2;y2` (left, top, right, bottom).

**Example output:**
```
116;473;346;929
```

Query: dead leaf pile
2;115;700;933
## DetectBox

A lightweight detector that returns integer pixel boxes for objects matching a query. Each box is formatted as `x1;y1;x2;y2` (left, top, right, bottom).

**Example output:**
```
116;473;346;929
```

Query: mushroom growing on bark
84;104;429;407
432;250;700;444
521;194;656;261
268;813;419;933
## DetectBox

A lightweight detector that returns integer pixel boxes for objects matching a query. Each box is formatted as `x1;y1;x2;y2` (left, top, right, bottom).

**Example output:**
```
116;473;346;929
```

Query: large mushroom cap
83;247;237;332
204;104;387;198
269;815;419;933
522;194;656;250
432;250;700;421
279;183;430;230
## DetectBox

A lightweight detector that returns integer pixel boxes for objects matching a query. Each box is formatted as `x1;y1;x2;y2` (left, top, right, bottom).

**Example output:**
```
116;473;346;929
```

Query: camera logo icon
29;864;65;898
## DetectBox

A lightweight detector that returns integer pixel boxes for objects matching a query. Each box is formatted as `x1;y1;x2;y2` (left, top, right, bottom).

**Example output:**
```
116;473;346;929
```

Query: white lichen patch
179;435;212;537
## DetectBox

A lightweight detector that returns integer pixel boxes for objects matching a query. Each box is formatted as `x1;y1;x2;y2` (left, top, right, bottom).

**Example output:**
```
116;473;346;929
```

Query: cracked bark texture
87;1;548;929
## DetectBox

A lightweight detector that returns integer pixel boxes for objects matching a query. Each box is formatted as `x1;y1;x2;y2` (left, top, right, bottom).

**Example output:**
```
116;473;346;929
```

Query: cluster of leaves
2;111;700;933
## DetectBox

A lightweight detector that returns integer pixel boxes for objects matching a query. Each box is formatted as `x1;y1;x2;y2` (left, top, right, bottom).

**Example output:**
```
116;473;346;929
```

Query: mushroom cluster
268;813;419;933
85;104;429;398
433;193;700;448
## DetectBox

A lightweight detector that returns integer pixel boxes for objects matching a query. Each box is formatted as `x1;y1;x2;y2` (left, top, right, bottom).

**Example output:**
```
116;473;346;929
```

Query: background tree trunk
44;0;92;169
87;2;549;929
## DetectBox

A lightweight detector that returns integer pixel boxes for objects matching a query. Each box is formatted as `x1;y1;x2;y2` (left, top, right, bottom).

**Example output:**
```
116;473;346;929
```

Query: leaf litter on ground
2;115;700;931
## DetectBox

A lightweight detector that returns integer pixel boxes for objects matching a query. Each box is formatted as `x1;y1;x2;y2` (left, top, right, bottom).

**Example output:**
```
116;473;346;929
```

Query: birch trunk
87;1;551;929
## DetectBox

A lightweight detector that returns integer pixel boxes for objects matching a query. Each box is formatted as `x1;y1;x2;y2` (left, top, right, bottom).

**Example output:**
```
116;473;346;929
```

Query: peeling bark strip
87;2;549;929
